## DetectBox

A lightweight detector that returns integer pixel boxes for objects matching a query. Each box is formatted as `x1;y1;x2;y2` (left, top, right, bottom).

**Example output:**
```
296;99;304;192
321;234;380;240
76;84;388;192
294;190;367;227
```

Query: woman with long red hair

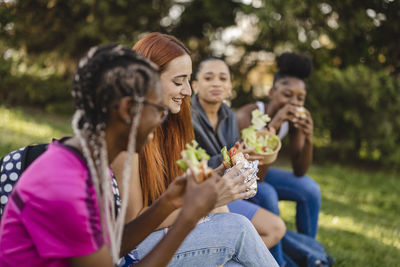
113;33;278;266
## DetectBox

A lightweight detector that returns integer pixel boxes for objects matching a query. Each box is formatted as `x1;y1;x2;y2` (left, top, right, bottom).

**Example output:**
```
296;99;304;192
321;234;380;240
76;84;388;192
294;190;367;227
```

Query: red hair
133;33;194;205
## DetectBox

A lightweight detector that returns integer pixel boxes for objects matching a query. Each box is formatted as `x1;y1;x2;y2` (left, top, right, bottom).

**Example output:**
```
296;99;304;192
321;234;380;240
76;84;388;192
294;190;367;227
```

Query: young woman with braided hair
0;44;223;267
114;33;278;266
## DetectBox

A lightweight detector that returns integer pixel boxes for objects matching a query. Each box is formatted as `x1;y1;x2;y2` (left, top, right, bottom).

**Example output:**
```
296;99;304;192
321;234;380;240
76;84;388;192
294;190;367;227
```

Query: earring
126;119;131;125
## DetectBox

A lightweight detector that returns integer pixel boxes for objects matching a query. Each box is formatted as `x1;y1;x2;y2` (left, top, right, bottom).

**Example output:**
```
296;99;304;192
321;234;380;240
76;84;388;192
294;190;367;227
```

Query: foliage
307;64;400;167
1;0;400;167
0;57;73;114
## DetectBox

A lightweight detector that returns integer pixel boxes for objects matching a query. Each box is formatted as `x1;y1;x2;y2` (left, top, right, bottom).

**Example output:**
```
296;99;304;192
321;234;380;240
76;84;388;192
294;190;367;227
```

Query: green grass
278;164;400;266
0;105;72;156
1;105;399;266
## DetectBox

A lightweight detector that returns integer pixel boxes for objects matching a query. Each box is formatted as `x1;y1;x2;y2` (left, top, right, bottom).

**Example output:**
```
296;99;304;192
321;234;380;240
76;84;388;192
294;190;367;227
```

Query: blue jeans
248;168;321;266
121;213;278;267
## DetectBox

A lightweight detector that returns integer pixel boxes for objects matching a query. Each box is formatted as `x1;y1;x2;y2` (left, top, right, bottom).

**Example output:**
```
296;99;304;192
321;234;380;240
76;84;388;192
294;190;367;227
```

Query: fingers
240;146;256;154
232;178;257;200
231;169;252;186
175;172;189;183
186;167;198;186
234;142;240;149
222;162;244;180
234;190;256;201
293;116;313;136
247;155;265;161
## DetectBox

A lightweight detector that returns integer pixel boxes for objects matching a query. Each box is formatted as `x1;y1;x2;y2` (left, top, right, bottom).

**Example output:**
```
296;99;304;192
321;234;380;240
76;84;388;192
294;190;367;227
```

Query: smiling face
192;59;232;104
269;76;306;112
159;54;192;114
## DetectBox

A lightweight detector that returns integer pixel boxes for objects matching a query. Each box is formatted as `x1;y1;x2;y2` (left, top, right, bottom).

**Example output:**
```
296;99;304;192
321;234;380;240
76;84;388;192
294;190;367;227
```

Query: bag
282;230;335;267
0;144;48;219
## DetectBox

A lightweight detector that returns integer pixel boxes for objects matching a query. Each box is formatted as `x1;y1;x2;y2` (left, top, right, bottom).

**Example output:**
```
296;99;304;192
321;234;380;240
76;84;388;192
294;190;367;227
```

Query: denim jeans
248;168;321;266
121;213;278;267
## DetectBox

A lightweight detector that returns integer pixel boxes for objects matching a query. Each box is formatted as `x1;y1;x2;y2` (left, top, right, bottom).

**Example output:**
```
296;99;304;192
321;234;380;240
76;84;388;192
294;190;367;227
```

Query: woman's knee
302;177;321;203
251;208;286;248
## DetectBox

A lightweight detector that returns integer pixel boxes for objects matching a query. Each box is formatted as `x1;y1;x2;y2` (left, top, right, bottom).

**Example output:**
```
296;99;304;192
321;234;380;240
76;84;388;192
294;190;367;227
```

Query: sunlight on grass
0;106;72;155
1;105;399;267
278;165;400;267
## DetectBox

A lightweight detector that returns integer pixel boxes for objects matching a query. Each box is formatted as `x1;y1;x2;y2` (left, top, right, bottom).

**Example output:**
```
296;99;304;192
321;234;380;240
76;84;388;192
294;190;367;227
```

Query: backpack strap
20;143;49;173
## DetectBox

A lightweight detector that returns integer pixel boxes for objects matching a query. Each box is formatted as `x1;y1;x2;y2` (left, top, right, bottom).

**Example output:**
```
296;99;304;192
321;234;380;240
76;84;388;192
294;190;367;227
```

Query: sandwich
221;146;246;169
221;145;258;198
295;107;307;119
176;140;213;183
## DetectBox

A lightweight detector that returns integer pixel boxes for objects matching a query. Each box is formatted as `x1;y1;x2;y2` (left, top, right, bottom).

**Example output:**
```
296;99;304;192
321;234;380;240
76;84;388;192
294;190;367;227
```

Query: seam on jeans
172;247;235;259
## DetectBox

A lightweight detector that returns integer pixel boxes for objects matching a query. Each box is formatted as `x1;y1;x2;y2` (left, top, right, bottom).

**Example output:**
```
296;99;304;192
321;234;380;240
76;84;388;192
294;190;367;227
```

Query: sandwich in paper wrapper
221;146;258;199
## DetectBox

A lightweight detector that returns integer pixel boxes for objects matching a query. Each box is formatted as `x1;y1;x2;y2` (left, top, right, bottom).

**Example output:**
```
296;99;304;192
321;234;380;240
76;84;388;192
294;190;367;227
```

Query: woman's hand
162;174;189;211
213;163;226;176
179;169;219;222
238;144;264;162
269;103;297;130
292;108;314;142
213;163;256;208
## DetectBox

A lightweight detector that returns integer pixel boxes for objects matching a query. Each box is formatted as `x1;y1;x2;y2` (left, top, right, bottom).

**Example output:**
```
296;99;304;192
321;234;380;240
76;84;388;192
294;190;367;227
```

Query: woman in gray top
191;56;286;265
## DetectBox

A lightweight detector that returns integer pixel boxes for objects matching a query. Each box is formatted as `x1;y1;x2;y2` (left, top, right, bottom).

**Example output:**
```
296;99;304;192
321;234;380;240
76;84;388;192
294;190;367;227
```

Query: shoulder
236;103;258;119
237;103;258;113
221;102;236;117
18;143;89;203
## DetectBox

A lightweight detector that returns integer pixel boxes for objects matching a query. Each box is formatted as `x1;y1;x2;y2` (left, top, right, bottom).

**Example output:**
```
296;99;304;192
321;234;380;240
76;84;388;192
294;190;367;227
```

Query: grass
278;164;400;266
0;105;72;156
1;105;399;266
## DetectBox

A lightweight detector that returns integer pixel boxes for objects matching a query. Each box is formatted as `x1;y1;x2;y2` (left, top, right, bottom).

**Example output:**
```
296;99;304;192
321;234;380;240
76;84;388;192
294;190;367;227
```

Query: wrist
270;118;282;131
158;195;178;214
174;210;199;230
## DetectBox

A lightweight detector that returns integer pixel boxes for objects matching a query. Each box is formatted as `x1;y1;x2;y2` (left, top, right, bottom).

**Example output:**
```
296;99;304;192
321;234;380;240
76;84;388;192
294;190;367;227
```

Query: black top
191;95;240;168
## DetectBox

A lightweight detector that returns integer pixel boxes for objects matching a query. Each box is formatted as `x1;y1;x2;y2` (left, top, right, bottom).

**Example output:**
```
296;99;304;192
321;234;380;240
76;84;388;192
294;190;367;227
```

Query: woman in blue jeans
237;52;321;240
113;33;278;266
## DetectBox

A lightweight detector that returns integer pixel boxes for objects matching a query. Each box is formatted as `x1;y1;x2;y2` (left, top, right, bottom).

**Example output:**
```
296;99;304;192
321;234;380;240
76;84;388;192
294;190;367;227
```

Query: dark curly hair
71;44;160;263
273;52;312;84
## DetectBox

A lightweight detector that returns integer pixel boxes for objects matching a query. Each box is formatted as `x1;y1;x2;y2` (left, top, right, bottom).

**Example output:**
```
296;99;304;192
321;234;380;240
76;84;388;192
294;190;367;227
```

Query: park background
0;0;399;266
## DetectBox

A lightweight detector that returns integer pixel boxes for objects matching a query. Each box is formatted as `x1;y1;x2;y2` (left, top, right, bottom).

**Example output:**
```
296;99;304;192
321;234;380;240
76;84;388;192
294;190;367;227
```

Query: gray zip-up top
191;95;240;168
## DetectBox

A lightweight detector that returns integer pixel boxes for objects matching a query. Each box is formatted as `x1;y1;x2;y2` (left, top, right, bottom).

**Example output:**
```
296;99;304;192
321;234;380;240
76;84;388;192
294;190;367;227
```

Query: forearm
155;209;181;230
256;164;270;182
291;135;313;176
133;212;198;267
120;196;175;256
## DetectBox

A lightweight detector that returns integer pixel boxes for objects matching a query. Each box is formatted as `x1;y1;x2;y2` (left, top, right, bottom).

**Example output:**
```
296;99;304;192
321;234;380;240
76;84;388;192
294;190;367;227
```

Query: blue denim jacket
190;95;240;168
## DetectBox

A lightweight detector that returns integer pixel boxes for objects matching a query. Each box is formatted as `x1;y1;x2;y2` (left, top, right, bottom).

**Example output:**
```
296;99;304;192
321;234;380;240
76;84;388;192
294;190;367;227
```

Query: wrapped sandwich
176;140;213;183
221;146;258;198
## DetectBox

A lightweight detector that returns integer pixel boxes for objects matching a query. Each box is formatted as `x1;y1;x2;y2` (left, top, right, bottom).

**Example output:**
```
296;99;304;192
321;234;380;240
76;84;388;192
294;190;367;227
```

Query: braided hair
273;52;312;85
71;44;160;263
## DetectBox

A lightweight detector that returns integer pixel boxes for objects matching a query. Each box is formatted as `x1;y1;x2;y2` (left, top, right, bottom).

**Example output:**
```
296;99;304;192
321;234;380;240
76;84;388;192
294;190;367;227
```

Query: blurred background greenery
1;1;399;265
1;0;399;168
